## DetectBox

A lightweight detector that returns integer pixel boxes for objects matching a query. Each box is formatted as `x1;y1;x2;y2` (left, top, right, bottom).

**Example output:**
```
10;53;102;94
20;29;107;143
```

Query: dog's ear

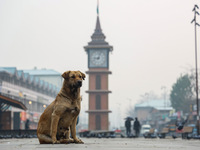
62;71;71;80
79;71;86;80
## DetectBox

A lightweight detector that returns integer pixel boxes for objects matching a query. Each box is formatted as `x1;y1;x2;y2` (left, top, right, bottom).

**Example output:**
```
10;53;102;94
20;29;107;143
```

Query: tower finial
97;0;99;16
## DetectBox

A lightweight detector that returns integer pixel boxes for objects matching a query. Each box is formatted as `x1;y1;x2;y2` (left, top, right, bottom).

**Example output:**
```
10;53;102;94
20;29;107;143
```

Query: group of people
125;117;141;137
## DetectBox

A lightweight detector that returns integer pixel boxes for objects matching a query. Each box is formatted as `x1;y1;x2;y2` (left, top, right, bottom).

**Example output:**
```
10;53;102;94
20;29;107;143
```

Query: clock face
89;49;108;68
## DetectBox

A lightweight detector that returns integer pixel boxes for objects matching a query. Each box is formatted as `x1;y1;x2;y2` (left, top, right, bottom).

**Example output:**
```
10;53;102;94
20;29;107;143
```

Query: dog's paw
74;138;84;144
60;138;73;144
52;137;60;144
68;138;74;143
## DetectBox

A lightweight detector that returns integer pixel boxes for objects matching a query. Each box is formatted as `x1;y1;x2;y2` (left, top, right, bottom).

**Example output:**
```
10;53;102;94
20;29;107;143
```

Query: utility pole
161;86;167;109
191;4;200;135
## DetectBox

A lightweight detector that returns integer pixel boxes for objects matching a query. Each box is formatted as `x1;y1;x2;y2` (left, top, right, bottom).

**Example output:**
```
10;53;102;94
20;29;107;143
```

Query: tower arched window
95;115;101;130
96;95;101;109
96;75;101;89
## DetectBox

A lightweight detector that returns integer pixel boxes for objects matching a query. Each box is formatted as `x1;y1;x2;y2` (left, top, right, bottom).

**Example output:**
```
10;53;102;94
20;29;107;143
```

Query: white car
141;124;151;135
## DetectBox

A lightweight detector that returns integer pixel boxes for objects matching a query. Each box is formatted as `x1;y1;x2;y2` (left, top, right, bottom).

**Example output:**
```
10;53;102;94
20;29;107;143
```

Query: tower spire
95;0;101;33
95;16;102;33
88;0;109;45
97;0;99;16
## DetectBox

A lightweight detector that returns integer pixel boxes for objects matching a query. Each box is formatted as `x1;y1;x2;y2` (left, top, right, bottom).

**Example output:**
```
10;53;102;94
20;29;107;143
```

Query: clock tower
84;14;113;130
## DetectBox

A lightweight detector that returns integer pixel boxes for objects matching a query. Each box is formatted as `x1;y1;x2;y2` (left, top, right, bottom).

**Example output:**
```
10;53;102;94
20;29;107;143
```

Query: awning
0;94;27;110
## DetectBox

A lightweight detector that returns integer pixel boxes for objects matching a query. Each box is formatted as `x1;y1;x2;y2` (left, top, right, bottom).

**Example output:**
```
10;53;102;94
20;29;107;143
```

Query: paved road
0;138;200;150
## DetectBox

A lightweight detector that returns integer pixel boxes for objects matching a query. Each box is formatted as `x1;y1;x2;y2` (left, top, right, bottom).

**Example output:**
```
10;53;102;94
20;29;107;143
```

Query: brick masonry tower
84;12;113;130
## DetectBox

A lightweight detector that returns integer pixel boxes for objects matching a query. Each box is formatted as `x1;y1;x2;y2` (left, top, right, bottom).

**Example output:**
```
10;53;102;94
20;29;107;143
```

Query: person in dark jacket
125;117;131;137
133;117;141;137
25;119;30;130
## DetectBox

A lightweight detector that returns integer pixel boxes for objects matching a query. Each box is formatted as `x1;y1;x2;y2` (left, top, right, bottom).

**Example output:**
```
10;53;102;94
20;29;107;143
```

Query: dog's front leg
51;113;59;143
50;106;64;144
70;117;84;144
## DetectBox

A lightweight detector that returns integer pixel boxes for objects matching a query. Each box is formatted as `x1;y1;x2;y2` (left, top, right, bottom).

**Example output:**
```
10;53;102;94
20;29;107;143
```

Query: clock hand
94;56;100;60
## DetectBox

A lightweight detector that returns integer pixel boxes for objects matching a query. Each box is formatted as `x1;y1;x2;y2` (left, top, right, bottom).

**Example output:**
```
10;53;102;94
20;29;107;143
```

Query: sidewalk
0;138;200;150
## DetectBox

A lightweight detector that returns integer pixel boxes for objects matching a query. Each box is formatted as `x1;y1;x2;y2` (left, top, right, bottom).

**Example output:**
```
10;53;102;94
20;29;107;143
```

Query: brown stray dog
37;71;85;144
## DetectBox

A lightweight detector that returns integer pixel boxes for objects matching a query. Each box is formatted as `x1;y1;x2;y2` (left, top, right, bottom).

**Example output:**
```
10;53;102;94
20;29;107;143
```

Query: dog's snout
77;80;82;86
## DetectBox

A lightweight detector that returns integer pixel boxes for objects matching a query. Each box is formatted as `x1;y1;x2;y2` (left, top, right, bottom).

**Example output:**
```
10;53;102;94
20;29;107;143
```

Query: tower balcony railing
86;90;112;93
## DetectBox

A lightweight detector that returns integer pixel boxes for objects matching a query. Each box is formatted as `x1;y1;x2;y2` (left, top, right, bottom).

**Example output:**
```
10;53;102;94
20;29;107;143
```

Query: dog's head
62;71;85;88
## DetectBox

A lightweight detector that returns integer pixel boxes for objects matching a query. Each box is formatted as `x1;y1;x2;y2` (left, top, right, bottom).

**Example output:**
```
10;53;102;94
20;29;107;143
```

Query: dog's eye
71;75;75;78
79;75;82;78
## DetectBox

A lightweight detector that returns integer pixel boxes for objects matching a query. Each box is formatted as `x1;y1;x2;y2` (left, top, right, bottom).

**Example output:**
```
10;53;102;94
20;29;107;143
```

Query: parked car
141;124;151;135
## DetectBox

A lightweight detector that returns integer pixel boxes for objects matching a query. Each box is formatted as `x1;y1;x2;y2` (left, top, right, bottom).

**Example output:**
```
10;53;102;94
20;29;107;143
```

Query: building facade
134;99;173;130
23;68;62;89
84;15;113;130
0;67;60;129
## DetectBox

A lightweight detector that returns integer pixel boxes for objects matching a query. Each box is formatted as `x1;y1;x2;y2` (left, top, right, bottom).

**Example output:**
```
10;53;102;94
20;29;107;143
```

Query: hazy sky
1;0;200;128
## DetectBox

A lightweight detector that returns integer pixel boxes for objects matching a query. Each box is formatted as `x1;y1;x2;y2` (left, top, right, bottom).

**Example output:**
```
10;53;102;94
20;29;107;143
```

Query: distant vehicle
141;124;151;135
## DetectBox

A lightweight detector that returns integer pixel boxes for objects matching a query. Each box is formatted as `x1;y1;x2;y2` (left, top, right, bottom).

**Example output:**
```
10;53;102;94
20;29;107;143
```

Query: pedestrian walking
133;117;141;137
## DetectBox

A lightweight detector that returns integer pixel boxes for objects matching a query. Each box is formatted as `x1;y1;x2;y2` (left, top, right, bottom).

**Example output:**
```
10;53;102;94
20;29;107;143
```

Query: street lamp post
191;4;200;135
